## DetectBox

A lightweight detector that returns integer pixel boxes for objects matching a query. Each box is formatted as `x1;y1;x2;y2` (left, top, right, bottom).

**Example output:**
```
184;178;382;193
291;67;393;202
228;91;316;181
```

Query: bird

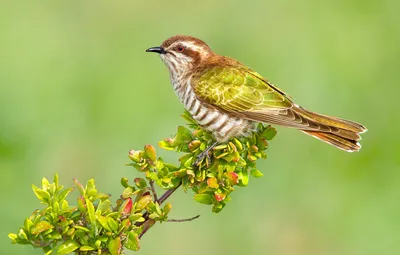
146;35;367;159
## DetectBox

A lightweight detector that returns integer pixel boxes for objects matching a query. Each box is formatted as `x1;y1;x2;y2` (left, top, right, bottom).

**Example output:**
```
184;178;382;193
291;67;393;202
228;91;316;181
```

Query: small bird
146;35;367;156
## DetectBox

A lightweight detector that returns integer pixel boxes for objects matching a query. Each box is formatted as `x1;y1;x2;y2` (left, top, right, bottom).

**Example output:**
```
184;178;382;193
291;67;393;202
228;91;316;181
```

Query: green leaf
24;218;33;234
30;221;53;235
262;127;277;140
120;218;132;232
144;145;157;161
149;213;159;219
108;217;119;233
194;193;214;205
120;177;129;188
57;187;73;203
122;186;135;199
73;178;85;196
8;233;18;242
97;215;112;232
239;169;249;186
250;169;264;178
158;140;175;150
97;199;111;214
86;179;97;197
41;177;51;191
80;246;95;251
164;203;172;214
57;240;79;255
134;178;147;189
54;173;59;188
108;237;122;255
86;198;96;231
18;228;28;240
124;231;140;251
32;184;50;203
136;195;152;211
129;213;143;222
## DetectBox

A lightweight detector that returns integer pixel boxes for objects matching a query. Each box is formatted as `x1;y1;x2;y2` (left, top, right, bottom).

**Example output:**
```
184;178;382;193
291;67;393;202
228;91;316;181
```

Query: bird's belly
183;90;254;142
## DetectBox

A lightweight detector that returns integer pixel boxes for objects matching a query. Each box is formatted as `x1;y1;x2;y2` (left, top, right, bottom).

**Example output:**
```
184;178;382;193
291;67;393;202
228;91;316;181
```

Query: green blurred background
1;0;399;254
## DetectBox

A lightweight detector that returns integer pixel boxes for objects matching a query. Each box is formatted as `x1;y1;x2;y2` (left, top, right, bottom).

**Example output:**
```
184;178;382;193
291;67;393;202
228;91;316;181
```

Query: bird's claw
194;150;211;167
193;141;218;167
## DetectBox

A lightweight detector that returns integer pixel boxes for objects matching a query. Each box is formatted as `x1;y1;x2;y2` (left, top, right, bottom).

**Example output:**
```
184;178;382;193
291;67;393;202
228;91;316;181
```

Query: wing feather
191;64;365;136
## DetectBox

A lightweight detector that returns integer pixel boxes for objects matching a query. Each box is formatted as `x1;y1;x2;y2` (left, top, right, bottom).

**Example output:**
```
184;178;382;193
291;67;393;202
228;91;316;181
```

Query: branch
137;183;181;239
167;215;200;222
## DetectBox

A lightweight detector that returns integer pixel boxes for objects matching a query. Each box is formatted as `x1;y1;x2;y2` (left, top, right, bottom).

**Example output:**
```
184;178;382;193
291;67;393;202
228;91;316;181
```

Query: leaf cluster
9;111;276;254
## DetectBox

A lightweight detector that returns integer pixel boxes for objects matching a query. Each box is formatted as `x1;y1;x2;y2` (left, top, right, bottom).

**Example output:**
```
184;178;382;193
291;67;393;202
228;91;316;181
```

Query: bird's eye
176;45;185;53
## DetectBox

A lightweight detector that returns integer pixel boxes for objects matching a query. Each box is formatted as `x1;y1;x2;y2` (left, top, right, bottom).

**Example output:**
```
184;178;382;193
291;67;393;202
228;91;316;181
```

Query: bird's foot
194;141;218;167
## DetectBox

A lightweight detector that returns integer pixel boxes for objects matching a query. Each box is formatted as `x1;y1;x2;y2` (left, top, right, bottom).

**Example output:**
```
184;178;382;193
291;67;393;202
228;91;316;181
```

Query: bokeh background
1;0;399;254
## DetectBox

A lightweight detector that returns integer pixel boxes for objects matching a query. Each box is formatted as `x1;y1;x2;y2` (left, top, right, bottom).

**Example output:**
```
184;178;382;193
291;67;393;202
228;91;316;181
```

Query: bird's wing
192;65;332;131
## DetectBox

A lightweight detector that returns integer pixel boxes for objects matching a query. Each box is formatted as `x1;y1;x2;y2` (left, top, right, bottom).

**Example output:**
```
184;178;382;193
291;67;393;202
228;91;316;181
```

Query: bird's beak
145;46;166;54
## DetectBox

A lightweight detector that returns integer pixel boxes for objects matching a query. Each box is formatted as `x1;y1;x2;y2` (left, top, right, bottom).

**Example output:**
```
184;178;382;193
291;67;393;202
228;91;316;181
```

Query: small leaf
32;185;50;202
134;178;147;189
97;215;112;232
188;140;201;151
226;172;239;185
108;218;119;233
136;195;152;211
86;198;96;229
80;246;95;251
164;203;172;214
41;177;51;191
73;178;85;196
97;199;111;214
56;240;79;255
129;149;143;162
194;193;214;205
57;187;74;203
31;221;53;235
239;169;249;186
125;231;140;251
120;177;129;188
214;192;226;202
24;218;33;234
86;179;97;197
262;127;277;140
18;229;28;240
120;218;131;231
8;233;18;242
54;173;59;188
148;213;159;220
122;186;135;199
108;237;122;255
207;177;219;189
119;197;133;216
158;140;175;150
250;169;264;178
144;145;157;161
129;213;143;222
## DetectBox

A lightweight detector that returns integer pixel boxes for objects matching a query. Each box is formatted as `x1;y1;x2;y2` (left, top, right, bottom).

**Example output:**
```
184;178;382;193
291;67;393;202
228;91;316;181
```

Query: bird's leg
194;141;218;166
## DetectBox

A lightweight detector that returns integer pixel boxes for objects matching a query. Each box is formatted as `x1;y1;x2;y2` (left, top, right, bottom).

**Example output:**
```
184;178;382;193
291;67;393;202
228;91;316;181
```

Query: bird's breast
174;80;254;142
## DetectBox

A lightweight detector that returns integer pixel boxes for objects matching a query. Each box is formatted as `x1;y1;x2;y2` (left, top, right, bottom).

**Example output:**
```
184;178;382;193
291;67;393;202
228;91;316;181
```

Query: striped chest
173;80;254;142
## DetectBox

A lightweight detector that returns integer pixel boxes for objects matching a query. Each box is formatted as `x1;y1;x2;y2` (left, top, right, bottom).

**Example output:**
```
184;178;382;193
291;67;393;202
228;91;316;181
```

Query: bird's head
146;35;214;80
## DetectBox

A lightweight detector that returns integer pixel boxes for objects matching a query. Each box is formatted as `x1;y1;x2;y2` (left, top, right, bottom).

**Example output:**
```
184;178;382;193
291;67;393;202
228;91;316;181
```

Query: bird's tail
296;108;367;152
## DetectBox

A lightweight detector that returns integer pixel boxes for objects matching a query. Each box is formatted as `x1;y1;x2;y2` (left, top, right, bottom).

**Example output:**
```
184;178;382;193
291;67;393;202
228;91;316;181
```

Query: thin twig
167;215;200;222
136;183;182;239
149;180;158;202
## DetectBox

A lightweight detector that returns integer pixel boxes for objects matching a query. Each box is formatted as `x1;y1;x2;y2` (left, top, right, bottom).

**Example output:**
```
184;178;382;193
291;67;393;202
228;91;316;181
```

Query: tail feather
302;130;361;152
296;108;366;152
296;107;367;134
240;104;367;152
